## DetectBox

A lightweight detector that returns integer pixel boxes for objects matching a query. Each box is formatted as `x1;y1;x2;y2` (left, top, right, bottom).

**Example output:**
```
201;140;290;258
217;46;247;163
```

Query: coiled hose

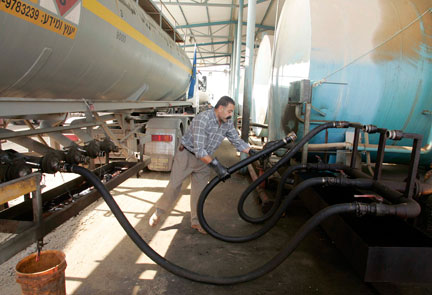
66;164;361;285
197;121;354;241
198;176;376;243
238;163;348;224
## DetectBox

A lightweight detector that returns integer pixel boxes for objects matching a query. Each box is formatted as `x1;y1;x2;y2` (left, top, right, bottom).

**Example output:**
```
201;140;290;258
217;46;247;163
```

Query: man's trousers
155;148;210;225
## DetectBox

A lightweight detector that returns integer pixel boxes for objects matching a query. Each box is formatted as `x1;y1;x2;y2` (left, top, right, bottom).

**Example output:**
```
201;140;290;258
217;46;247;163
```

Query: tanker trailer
251;34;273;138
0;0;194;261
268;0;432;166
0;0;193;171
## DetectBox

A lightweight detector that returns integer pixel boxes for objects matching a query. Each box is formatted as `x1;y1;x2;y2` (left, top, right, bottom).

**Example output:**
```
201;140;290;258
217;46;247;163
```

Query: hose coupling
386;130;404;140
355;202;374;217
324;176;349;187
334;121;350;128
363;125;378;133
284;132;297;144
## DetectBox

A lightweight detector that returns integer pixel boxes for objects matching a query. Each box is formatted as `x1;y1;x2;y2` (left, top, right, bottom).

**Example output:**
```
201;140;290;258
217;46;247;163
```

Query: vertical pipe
350;128;360;168
373;130;387;181
301;103;312;164
32;173;42;224
234;0;243;120
405;136;422;199
241;0;256;142
229;40;235;97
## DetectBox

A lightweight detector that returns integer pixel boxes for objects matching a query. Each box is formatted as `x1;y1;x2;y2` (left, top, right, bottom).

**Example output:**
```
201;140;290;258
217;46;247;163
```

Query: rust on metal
0;173;38;205
16;250;67;295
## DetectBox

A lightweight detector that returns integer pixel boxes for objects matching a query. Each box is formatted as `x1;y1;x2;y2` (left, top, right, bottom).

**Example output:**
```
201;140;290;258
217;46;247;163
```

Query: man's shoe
191;224;207;234
149;212;161;227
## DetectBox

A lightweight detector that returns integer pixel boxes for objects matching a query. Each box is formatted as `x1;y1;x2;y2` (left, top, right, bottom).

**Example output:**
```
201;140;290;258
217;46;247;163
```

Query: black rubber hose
199;176;374;243
238;163;348;224
66;165;420;285
228;132;297;175
68;165;356;285
197;121;350;241
234;122;349;225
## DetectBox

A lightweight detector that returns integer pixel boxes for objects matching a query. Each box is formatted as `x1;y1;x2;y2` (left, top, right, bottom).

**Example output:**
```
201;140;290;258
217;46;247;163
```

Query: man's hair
215;96;235;109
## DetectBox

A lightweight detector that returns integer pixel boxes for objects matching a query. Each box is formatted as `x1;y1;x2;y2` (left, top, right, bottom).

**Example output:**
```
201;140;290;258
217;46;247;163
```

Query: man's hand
208;158;229;181
248;149;260;157
248;148;271;161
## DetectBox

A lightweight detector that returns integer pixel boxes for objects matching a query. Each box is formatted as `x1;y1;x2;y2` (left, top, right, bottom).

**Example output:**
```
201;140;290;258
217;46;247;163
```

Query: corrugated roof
148;0;282;67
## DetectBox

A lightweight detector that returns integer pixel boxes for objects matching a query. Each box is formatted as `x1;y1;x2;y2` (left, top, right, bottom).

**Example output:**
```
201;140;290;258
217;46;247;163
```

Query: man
149;96;252;233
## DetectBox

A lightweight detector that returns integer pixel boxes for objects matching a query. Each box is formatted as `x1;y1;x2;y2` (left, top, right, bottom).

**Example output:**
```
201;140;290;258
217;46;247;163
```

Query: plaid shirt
181;108;249;158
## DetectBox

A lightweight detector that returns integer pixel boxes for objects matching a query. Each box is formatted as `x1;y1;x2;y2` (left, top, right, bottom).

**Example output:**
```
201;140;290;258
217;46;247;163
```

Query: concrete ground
1;140;432;294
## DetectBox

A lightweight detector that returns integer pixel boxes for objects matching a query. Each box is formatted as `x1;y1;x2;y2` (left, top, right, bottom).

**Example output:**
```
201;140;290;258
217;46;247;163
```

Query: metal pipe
0;129;57;156
350;127;360;168
24;120;48;146
307;142;351;151
69;114;116;143
301;103;311;164
386;131;423;199
234;0;244;118
241;0;256;143
40;120;76;148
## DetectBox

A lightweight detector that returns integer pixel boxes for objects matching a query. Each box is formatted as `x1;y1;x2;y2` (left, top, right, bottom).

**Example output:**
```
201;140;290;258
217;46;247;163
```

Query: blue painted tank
268;0;432;165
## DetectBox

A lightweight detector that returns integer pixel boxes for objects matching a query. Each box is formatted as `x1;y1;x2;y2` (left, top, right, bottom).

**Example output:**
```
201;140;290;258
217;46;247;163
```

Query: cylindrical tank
269;0;432;164
252;34;274;137
0;0;191;101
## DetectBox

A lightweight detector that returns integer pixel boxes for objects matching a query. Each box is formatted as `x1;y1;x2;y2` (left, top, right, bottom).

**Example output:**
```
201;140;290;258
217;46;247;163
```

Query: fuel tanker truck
0;0;196;263
0;0;196;175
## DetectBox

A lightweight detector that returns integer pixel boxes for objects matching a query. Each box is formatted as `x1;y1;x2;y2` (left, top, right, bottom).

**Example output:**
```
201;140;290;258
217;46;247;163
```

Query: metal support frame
0;123;100;141
299;185;432;283
373;129;388;181
301;103;312;164
350;127;361;168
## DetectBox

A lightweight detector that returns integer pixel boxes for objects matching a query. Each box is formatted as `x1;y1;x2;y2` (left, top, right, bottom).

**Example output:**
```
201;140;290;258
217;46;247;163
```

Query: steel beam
176;21;274;31
183;34;228;39
0;123;101;140
0;98;193;117
152;1;237;7
182;41;232;48
195;54;231;60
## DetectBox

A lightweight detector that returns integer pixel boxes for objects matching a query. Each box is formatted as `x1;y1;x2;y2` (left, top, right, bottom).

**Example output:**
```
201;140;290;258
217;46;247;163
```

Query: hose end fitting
386;130;404;140
355;203;375;217
284;132;297;144
334;121;350;128
363;125;378;134
58;163;73;173
325;176;349;186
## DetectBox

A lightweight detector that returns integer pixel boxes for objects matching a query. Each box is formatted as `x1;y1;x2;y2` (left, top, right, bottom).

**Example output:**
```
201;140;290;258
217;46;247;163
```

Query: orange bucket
16;250;67;295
